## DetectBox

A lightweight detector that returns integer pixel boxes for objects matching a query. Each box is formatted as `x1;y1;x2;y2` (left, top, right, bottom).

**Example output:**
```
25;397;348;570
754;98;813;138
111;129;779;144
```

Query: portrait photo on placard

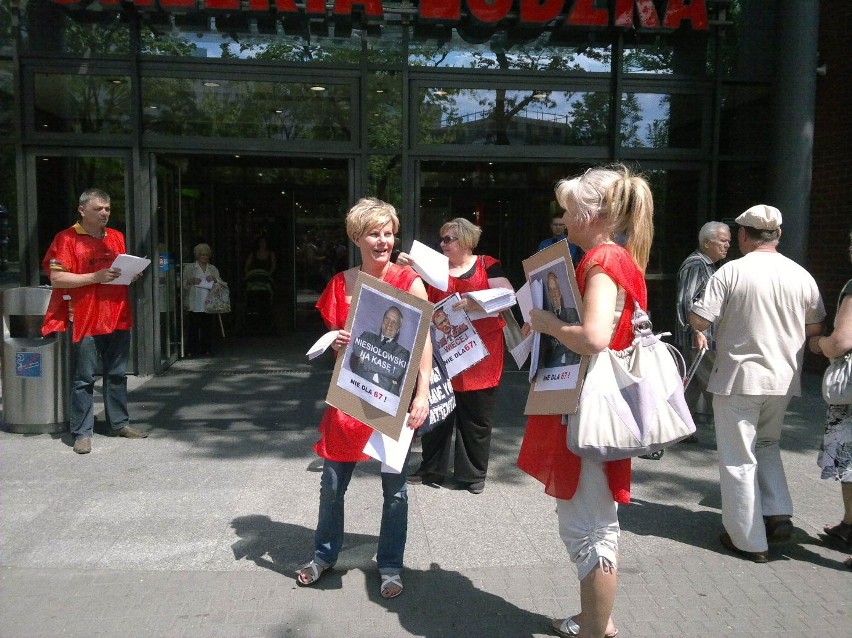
431;294;489;379
338;285;421;416
528;259;582;392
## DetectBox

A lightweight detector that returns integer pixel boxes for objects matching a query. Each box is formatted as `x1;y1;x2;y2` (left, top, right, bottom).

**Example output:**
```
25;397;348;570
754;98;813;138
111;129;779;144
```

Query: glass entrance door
153;159;182;368
417;160;586;289
158;154;351;350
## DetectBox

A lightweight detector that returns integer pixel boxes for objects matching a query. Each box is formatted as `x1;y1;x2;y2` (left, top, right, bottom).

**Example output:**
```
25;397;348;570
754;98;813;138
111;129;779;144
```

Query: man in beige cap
689;204;825;562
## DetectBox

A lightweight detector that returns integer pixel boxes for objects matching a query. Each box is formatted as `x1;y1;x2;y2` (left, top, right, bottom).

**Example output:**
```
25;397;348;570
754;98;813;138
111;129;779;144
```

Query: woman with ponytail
518;164;654;638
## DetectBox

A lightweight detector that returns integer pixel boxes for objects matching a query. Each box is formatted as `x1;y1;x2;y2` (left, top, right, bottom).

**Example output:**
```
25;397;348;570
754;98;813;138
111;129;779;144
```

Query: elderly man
689;205;825;562
676;221;731;419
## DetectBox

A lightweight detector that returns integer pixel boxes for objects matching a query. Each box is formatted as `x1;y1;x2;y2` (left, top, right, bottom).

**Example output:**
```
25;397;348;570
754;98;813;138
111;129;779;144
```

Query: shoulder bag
822;352;852;405
566;302;696;461
204;281;231;314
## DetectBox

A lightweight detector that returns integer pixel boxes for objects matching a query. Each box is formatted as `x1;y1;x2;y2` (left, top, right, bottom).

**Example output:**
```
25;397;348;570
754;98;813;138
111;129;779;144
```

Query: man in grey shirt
676;221;731;419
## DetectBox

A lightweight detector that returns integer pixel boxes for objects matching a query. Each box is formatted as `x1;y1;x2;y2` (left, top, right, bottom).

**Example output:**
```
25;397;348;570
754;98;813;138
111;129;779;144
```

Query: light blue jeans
70;330;131;439
312;456;410;576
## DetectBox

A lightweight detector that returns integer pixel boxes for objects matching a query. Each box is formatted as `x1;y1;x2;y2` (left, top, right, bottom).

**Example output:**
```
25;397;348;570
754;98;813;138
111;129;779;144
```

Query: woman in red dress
296;198;432;600
401;217;514;494
519;165;654;638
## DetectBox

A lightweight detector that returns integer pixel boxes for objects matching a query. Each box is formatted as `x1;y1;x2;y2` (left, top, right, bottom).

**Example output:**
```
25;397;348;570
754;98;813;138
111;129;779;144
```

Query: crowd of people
41;177;851;635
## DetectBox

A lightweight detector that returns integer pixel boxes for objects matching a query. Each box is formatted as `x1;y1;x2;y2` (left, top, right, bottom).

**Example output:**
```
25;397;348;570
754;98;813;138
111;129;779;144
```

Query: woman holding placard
519;165;654;638
296;198;431;600
401;217;514;494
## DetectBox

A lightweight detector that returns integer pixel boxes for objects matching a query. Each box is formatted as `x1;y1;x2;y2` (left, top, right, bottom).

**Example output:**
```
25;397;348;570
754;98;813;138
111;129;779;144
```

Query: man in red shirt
41;188;148;454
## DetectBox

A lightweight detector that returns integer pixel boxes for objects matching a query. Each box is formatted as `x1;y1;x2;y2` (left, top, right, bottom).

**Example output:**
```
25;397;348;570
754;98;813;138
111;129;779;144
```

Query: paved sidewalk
0;337;849;637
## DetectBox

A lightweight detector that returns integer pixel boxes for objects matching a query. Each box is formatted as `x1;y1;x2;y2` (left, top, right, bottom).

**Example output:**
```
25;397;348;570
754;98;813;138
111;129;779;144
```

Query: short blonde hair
193;243;212;259
345;197;399;242
440;217;482;251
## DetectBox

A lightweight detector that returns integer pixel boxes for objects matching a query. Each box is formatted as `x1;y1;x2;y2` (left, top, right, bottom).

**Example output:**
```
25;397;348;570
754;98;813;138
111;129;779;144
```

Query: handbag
204;281;231;314
566;302;696;461
822;351;852;405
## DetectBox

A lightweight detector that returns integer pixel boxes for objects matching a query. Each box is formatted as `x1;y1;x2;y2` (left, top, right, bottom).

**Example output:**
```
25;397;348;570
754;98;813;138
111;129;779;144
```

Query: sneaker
112;426;148;439
73;437;92;454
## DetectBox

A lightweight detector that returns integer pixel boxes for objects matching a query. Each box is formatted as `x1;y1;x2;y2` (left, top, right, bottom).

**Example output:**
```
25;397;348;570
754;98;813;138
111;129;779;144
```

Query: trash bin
1;286;69;433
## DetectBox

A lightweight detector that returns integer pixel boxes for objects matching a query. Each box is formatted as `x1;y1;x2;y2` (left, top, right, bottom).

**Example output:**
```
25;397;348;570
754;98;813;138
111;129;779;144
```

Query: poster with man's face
327;272;434;441
522;240;589;415
430;294;489;379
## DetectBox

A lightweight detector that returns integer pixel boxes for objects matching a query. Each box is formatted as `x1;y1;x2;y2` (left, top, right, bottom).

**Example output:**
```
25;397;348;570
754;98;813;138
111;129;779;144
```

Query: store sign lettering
48;0;708;31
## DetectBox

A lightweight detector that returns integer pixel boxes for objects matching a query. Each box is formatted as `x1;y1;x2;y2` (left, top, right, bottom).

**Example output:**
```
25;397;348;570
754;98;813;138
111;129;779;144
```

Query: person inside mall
41;188;149;455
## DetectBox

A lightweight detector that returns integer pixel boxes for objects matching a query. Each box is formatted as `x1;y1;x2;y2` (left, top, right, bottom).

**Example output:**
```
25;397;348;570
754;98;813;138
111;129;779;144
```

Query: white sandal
296;560;327;586
380;573;403;599
552;616;618;637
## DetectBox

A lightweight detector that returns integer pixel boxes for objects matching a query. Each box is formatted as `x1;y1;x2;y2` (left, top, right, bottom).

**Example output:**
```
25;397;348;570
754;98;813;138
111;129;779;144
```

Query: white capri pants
556;458;620;581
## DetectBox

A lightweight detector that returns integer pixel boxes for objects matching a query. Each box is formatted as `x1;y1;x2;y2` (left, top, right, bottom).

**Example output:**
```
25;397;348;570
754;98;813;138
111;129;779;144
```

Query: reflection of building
2;2;848;376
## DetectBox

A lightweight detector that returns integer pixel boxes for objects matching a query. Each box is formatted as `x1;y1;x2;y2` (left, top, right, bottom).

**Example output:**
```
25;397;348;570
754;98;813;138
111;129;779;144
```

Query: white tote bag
566;303;696;461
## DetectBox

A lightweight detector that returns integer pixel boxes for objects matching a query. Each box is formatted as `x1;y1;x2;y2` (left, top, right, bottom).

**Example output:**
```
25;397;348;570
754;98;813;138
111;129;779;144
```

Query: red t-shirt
41;223;133;342
517;244;648;503
313;264;422;462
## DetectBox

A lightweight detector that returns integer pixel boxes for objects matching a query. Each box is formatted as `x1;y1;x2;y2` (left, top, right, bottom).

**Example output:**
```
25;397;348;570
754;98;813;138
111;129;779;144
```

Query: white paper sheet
362;418;415;473
516;282;532;323
465;288;516;320
528;278;543;382
104;254;151;285
409;240;449;291
196;278;214;290
306;330;339;360
511;333;534;369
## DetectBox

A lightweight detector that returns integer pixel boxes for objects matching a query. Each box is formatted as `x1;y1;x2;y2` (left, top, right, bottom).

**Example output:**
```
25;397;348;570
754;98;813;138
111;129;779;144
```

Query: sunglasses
439;236;459;245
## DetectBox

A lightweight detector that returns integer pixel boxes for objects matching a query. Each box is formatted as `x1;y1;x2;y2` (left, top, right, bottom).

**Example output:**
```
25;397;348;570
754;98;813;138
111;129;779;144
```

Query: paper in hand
409;240;449;291
306;330;339;360
511;333;534;369
516;282;532;324
105;254;151;285
528;278;543;382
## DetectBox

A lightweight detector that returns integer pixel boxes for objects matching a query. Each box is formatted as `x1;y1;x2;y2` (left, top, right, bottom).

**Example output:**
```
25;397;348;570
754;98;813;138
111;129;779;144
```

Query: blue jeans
70;330;131;439
313;456;410;575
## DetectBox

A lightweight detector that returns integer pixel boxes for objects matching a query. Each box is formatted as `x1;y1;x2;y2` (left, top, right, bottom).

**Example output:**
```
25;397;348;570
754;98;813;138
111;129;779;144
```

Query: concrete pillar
769;1;819;264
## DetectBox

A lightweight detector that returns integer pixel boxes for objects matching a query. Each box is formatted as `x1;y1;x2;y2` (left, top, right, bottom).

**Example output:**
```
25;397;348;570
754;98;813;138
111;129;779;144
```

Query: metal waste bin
1;286;69;433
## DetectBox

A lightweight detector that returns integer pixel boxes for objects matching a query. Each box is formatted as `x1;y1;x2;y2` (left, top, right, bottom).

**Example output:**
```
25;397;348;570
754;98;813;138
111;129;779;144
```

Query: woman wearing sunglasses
399;218;514;494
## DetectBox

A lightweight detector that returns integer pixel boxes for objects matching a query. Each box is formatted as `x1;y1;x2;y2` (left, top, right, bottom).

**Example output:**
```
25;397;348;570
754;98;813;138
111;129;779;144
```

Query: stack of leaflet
464;287;516;320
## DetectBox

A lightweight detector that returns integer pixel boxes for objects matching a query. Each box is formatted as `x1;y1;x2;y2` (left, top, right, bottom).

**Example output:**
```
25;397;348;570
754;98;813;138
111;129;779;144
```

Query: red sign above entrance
47;0;709;31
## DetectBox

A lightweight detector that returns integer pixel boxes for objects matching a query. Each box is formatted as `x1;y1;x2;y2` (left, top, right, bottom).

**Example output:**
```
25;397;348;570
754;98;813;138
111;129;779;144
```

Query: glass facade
6;0;785;373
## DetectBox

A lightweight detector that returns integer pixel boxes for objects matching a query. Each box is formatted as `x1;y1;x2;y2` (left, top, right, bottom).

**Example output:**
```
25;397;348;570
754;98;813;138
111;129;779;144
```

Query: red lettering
569;0;607;27
520;0;563;25
419;0;462;22
273;0;299;12
333;0;384;17
664;0;708;30
43;0;709;31
466;0;512;24
205;0;240;8
614;0;660;28
306;0;326;16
